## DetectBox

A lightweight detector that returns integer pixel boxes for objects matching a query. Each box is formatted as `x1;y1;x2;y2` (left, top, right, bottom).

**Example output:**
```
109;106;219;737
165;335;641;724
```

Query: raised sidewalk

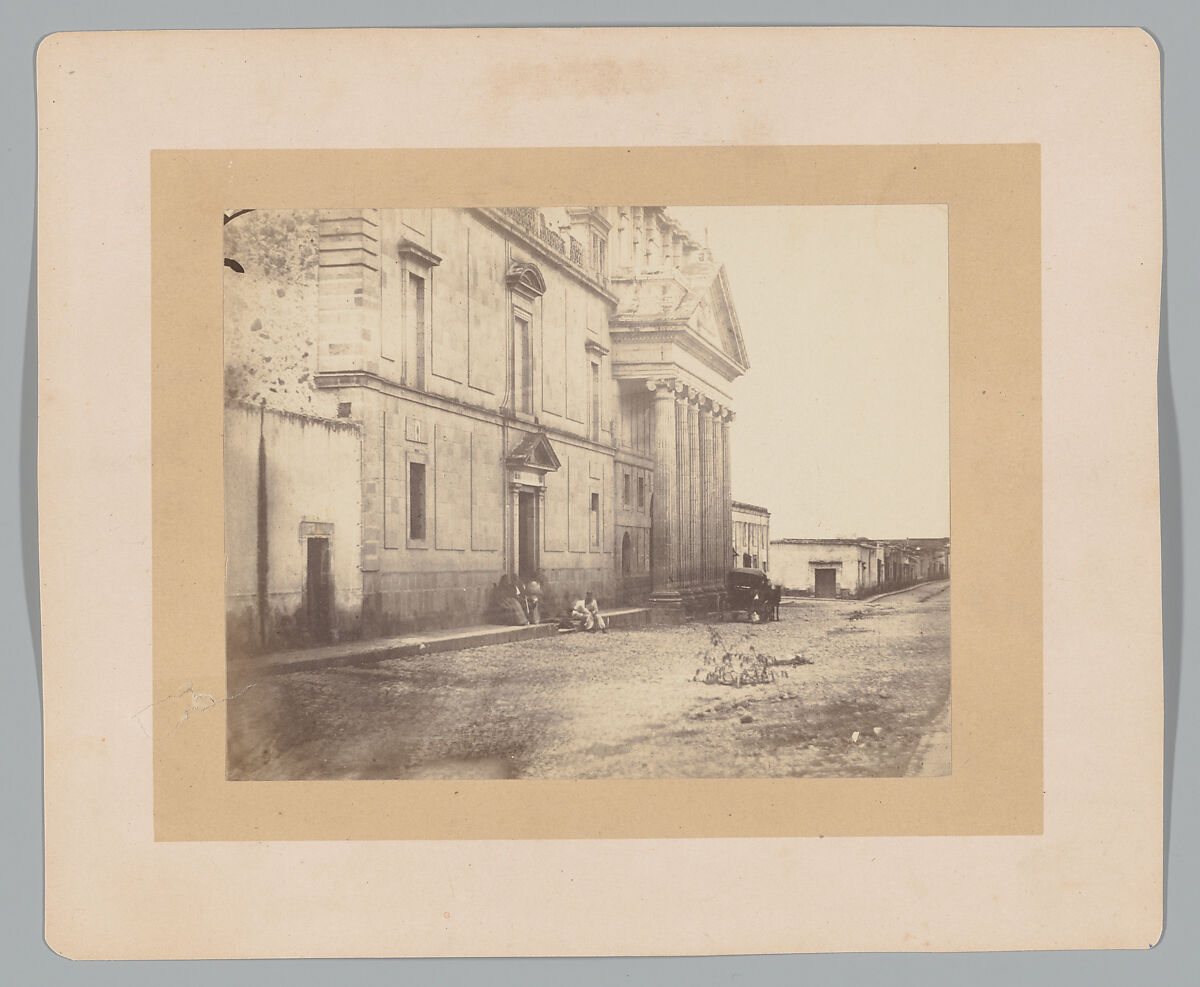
231;607;650;680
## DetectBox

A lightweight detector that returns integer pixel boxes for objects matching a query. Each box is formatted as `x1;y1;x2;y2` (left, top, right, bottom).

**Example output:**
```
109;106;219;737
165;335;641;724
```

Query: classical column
688;392;701;589
698;401;712;587
707;403;721;586
714;407;724;581
722;411;734;575
648;379;680;601
673;385;690;586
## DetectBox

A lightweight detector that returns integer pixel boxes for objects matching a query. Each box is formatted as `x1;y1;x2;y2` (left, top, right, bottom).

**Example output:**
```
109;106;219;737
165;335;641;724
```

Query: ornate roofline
473;208;618;303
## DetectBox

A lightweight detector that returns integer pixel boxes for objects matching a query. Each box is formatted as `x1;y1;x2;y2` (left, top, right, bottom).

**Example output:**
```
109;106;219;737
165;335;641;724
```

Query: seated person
491;574;528;626
523;573;544;624
570;591;607;633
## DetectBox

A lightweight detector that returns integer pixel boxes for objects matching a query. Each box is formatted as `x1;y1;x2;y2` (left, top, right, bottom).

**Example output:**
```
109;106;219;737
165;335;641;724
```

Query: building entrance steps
231;608;651;679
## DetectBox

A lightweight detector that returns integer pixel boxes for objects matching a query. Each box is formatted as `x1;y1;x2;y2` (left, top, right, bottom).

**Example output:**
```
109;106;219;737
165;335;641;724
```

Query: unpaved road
227;582;950;780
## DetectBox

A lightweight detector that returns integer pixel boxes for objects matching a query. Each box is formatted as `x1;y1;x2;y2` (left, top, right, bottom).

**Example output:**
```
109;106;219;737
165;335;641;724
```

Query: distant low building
770;535;950;598
732;501;771;571
770;538;880;598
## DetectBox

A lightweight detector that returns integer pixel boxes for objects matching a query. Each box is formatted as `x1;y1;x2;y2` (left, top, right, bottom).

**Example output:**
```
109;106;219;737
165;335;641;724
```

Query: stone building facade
732;501;771;571
772;536;951;599
770;538;881;599
223;205;749;652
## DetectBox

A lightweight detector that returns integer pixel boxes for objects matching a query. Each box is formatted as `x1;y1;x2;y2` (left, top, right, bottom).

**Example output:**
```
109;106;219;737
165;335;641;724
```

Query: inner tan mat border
151;145;1040;841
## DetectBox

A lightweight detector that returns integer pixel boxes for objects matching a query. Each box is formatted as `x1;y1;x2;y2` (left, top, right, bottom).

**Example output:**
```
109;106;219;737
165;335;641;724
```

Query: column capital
645;376;677;395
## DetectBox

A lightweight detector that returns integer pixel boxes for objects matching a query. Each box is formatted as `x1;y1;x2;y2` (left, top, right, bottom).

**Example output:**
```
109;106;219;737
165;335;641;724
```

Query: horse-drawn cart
716;567;781;623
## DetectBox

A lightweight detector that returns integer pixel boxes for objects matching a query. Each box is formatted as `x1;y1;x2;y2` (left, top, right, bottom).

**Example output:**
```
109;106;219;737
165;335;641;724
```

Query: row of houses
768;537;950;599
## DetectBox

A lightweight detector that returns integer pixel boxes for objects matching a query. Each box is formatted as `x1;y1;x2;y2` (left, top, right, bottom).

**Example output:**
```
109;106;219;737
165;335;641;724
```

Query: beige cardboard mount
38;28;1162;957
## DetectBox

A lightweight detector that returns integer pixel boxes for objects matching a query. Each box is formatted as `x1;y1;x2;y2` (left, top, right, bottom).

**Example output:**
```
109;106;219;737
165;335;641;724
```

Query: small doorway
814;567;837;599
517;490;538;580
305;536;333;642
621;531;633;575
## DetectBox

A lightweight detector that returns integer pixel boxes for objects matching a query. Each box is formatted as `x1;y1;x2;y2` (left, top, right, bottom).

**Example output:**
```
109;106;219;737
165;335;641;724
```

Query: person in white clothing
570;591;607;632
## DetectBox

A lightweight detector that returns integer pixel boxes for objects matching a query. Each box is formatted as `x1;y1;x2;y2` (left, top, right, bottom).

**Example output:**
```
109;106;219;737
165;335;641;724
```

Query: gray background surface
6;2;1194;982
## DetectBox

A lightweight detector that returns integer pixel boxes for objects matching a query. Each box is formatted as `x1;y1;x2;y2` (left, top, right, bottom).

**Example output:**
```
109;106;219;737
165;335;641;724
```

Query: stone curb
232;608;651;679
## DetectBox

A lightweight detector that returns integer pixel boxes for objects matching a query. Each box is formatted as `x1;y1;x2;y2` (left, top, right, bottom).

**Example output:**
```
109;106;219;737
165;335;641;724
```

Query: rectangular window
590;492;600;550
622;472;630;506
409;272;426;390
409;461;426;541
637;476;645;509
592;233;607;277
590;361;601;441
513;313;532;414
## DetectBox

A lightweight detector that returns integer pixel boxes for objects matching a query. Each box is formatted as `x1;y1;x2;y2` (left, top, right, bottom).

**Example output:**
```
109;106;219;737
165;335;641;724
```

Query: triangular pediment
679;265;750;371
507;431;562;472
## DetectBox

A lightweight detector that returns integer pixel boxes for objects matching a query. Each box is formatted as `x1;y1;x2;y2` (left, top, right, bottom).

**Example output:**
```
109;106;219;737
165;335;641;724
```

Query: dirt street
227;582;950;780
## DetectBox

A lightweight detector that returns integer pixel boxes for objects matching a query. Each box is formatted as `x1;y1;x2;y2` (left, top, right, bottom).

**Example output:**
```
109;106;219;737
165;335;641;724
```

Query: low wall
225;402;363;655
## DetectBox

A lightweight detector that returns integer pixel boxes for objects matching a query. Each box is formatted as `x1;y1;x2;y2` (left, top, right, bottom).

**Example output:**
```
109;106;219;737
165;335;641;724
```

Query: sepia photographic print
39;27;1167;957
222;202;951;782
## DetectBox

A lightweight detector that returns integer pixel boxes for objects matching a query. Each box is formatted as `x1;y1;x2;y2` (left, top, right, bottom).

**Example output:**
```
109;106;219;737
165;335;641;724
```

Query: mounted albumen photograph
222;202;950;781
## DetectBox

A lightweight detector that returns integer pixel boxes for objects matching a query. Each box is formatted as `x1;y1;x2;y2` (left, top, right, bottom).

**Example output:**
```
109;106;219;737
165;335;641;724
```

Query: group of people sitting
490;573;608;633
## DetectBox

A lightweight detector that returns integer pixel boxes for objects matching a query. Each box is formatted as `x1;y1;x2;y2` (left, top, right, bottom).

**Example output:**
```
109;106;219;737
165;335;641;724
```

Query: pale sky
671;205;950;541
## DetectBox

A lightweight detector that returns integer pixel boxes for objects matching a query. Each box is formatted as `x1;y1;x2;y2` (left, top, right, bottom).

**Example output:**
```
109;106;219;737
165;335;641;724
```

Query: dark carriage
721;567;781;622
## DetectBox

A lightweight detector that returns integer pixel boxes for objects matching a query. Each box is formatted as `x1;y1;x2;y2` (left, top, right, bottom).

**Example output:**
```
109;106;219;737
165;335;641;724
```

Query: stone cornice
609;326;747;383
397;238;442;268
313;370;619;455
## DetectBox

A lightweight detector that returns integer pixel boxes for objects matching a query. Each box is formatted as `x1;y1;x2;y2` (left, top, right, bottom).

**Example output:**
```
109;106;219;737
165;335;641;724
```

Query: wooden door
306;537;332;642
